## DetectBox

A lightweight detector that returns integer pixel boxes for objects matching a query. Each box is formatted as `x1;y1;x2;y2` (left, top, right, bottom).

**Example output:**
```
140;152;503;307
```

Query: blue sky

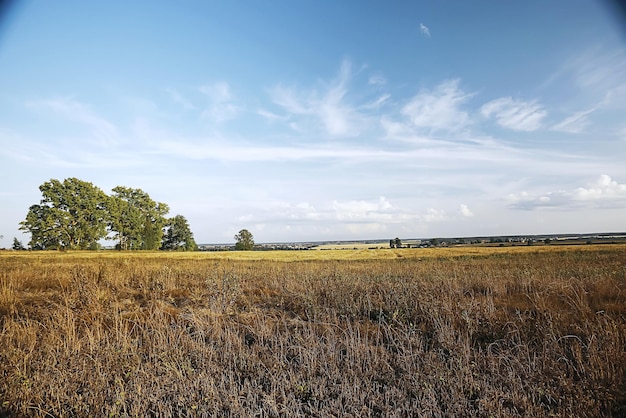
1;0;625;246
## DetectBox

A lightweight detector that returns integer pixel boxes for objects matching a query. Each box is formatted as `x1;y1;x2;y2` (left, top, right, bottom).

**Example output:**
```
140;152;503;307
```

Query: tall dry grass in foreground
0;247;625;417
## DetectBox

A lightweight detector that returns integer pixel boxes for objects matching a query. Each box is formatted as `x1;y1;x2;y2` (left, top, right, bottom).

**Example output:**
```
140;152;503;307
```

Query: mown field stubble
1;245;625;417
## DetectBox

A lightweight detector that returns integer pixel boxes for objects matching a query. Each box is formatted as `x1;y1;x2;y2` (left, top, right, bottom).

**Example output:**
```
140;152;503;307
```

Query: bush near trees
234;229;254;250
19;178;197;251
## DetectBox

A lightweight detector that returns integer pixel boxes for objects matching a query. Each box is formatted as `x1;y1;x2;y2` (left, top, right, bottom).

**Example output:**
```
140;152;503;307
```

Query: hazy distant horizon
1;1;625;245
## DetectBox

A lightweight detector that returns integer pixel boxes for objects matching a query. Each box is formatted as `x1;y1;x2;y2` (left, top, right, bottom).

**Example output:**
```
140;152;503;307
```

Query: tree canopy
19;178;109;250
108;186;169;250
234;229;254;250
161;215;198;251
19;178;197;251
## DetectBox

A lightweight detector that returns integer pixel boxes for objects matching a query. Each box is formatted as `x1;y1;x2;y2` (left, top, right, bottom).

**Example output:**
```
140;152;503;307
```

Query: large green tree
19;178;109;250
108;186;169;250
234;229;254;250
161;215;198;251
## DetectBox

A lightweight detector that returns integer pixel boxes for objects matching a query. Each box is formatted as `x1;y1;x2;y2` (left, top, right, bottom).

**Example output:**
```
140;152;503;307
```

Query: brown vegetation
1;246;625;417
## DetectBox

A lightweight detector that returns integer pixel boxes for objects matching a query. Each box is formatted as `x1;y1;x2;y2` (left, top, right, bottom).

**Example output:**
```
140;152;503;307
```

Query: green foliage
19;178;194;251
161;215;198;251
19;178;109;250
234;229;254;251
12;237;26;251
108;186;169;250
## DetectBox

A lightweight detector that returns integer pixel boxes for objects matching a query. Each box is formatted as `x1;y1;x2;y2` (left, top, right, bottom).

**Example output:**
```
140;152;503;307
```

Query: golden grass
2;242;617;261
1;245;625;416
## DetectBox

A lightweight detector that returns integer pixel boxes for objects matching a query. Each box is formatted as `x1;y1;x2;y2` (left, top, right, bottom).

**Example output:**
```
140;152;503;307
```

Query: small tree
234;229;254;250
12;237;26;251
394;237;402;248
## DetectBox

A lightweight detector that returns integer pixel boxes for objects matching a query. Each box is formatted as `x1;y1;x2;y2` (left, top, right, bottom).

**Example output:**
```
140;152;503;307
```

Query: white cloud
368;74;387;86
166;88;195;110
270;85;308;115
269;59;363;137
481;97;547;131
574;174;626;200
332;196;394;221
256;108;286;122
200;82;240;122
573;49;626;94
459;204;474;217
542;48;626;110
26;97;118;142
551;109;594;133
401;79;473;132
319;60;353;136
508;175;626;210
362;94;390;109
419;23;431;37
201;82;232;102
424;208;446;222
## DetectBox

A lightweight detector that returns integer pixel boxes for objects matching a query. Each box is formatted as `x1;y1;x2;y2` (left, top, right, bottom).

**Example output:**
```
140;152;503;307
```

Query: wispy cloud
481;97;546;131
401;79;473;133
573;49;626;94
199;82;240;122
508;175;626;210
269;59;363;137
166;88;196;110
419;23;431;37
256;108;287;122
368;74;387;86
541;47;626;109
551;108;594;133
362;93;390;109
26;97;118;143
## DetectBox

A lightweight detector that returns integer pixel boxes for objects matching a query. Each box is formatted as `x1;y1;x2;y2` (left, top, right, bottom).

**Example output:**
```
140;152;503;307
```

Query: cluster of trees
19;178;197;251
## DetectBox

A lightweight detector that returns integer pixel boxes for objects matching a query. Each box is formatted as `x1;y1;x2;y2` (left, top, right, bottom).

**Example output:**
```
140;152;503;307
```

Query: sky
1;1;626;246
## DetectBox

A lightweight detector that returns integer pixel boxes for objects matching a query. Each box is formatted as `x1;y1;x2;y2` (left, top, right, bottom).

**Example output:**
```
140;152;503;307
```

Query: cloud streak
26;97;118;143
200;82;240;122
166;88;196;110
551;108;594;133
481;97;546;131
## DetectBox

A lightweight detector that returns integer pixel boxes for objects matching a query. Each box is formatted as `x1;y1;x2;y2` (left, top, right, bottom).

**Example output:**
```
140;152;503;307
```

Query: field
1;246;625;417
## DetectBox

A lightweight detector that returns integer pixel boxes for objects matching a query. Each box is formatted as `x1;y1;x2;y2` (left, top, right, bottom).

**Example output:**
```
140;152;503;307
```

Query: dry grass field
1;245;625;417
